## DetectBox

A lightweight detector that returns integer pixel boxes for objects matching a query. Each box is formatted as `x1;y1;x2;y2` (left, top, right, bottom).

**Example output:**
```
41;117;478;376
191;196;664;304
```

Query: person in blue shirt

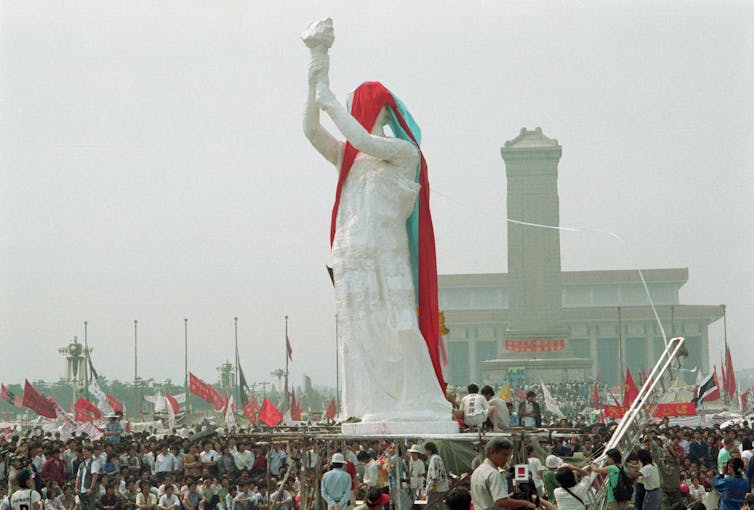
713;457;748;510
321;453;352;510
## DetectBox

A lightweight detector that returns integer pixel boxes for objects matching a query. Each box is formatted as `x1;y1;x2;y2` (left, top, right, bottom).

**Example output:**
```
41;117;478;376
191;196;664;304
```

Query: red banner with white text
604;402;697;418
505;339;565;352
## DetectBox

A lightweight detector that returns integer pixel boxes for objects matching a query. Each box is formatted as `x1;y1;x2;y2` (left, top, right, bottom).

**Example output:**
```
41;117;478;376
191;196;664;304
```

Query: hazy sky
2;1;752;393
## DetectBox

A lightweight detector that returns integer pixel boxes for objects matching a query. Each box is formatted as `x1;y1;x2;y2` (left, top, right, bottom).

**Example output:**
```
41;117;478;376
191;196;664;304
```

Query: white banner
541;381;565;418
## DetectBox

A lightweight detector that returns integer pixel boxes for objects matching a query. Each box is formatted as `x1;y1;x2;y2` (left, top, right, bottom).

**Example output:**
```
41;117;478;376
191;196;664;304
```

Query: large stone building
438;128;724;387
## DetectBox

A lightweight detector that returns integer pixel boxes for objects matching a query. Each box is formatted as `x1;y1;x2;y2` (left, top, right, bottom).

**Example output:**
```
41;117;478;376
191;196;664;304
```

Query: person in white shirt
359;452;380;489
157;486;179;510
154;447;176;480
526;446;545;498
636;449;661;510
553;467;598;510
481;386;510;431
407;445;425;500
470;439;536;510
11;469;42;510
234;444;255;473
457;385;489;429
200;444;219;475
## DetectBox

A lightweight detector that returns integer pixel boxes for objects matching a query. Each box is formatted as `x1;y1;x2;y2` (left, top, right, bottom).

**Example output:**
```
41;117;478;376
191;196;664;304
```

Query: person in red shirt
41;448;66;484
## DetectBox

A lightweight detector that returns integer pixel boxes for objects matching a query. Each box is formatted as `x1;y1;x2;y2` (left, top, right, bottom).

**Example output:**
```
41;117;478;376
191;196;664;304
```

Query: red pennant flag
22;380;57;419
258;397;282;426
75;398;103;420
325;398;336;420
622;368;639;407
189;372;226;411
165;392;180;414
724;345;736;397
106;394;123;413
592;368;601;410
704;367;722;402
243;394;259;424
1;384;8;401
286;335;293;362
290;390;301;421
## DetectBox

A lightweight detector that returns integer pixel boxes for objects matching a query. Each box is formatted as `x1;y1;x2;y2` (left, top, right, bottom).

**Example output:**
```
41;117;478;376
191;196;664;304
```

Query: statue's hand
315;82;337;111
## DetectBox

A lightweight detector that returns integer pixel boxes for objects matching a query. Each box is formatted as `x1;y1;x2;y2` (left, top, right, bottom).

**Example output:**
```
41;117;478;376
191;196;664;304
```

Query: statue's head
348;81;421;146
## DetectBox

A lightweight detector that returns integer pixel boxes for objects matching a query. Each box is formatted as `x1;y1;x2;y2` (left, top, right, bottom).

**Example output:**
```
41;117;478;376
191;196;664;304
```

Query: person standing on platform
519;392;542;429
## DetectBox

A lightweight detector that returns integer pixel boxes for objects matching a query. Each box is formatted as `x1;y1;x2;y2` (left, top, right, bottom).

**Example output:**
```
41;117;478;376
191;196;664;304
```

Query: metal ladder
589;336;688;509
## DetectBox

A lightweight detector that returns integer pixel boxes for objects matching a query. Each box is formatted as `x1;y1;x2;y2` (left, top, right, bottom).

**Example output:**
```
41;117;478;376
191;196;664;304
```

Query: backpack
611;466;634;502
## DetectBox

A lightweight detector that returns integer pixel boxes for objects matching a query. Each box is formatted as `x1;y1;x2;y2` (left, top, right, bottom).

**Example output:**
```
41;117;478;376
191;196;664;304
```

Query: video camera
508;465;539;507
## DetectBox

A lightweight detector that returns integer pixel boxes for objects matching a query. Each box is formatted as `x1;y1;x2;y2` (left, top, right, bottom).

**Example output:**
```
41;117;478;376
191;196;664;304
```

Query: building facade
438;128;724;387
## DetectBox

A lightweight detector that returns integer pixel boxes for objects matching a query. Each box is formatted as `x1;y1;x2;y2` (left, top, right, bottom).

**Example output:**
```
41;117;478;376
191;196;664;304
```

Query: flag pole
618;306;625;389
84;321;90;401
185;318;190;417
723;305;729;407
134;320;140;418
284;315;290;410
235;317;240;406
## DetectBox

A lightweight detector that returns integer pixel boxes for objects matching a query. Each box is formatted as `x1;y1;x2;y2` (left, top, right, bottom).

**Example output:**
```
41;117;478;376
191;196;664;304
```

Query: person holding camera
470;438;538;510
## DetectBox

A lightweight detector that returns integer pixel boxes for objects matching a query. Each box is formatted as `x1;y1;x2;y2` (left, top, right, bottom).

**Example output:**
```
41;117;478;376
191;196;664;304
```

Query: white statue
302;19;452;424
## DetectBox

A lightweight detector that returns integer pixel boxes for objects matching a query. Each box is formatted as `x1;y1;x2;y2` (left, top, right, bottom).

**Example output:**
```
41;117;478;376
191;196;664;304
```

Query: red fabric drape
329;82;446;392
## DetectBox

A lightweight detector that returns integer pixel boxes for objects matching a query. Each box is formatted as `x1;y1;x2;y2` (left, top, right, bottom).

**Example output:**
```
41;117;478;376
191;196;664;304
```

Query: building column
469;338;479;383
646;328;656;367
589;328;599;378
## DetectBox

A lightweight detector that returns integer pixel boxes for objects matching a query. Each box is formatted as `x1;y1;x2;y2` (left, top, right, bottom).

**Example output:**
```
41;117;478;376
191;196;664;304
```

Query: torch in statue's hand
302;18;334;86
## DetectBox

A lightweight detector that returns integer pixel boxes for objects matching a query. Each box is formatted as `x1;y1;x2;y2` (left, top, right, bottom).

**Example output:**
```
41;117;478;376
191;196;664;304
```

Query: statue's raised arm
302;18;341;166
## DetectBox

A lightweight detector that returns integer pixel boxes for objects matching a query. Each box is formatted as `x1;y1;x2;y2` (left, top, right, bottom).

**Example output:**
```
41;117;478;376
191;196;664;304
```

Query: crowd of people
1;401;754;510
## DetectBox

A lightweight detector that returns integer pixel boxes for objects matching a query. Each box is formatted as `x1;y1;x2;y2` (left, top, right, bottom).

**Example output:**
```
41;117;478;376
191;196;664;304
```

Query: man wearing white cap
407;445;425;500
322;453;352;510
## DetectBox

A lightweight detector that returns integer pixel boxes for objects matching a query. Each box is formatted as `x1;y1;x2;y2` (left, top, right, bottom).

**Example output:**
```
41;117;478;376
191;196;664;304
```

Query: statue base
341;420;459;436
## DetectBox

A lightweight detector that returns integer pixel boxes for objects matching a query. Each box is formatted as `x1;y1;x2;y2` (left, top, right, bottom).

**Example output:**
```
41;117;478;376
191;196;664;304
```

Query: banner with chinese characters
504;339;565;352
604;402;697;418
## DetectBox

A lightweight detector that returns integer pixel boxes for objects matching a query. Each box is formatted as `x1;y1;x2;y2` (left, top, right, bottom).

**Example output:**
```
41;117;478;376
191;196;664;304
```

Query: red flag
106;394;123;413
1;384;7;401
704;367;722;402
189;372;226;411
22;380;56;419
741;388;750;411
75;398;103;420
325;398;336;420
290;390;301;421
258;397;282;426
75;407;93;422
286;336;293;362
622;369;639;407
165;392;180;414
592;369;601;409
724;345;736;397
243;395;259;424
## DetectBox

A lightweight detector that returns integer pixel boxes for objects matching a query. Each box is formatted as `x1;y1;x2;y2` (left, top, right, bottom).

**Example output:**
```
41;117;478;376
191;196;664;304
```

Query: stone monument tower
481;128;591;383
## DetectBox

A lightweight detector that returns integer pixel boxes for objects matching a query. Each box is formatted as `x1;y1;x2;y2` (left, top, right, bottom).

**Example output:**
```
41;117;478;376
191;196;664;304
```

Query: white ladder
589;336;688;509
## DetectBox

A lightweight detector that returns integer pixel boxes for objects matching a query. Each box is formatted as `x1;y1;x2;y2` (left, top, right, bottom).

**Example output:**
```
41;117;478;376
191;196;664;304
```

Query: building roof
438;268;689;287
